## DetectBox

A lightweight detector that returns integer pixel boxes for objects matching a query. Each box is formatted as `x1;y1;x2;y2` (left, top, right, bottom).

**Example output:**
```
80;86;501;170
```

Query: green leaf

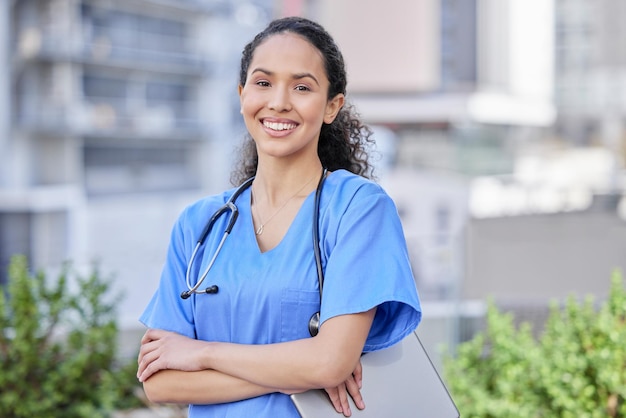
0;255;143;417
445;271;626;418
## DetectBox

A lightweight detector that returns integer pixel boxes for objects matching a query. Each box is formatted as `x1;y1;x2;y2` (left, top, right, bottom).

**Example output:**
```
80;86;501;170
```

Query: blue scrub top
140;169;422;417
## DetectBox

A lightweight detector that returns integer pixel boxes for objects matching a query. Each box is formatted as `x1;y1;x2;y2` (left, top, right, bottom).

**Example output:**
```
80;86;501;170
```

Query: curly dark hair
231;16;375;185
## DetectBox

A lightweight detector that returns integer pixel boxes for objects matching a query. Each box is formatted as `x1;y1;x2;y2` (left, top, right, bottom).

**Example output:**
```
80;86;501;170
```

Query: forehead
249;33;327;79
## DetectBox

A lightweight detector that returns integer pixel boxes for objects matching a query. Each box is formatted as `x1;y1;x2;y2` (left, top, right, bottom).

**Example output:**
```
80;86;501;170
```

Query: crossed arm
137;308;376;416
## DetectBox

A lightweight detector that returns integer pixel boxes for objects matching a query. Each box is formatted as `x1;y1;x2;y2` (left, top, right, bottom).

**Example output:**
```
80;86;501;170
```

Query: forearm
203;309;376;391
143;369;275;405
138;309;377;392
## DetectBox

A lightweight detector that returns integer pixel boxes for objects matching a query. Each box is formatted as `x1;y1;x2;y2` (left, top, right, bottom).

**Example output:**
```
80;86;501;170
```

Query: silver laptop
291;331;459;417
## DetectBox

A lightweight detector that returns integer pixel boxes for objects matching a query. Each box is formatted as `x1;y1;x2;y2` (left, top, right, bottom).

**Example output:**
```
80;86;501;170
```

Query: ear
238;85;244;113
323;93;345;124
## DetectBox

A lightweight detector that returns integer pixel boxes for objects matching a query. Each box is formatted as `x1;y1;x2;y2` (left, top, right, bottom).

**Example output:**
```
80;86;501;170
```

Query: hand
137;328;209;382
324;360;364;417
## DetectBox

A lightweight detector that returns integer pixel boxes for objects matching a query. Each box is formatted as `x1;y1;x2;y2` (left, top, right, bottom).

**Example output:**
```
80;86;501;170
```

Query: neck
253;162;323;205
250;166;323;237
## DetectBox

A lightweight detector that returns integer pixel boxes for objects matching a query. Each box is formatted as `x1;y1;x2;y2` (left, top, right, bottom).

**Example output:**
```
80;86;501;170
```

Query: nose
268;86;291;112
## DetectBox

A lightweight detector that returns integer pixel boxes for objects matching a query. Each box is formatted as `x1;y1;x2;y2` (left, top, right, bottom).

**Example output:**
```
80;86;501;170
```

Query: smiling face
238;33;344;164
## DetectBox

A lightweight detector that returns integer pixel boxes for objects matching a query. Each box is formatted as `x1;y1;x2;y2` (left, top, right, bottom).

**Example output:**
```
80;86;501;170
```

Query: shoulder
318;170;401;234
323;169;392;211
325;169;385;197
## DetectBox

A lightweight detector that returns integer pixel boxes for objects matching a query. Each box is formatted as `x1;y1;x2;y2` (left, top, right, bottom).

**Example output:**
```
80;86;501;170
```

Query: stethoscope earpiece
180;285;218;298
204;285;219;294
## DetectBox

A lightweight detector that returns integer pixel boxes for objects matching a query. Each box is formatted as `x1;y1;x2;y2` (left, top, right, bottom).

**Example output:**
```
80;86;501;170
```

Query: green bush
0;255;143;417
444;271;626;418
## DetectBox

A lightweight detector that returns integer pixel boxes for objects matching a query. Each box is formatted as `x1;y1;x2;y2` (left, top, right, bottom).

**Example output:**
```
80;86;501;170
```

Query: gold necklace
251;173;317;235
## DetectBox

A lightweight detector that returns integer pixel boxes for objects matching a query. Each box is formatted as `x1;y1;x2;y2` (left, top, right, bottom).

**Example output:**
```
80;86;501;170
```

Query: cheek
240;92;263;116
297;96;324;117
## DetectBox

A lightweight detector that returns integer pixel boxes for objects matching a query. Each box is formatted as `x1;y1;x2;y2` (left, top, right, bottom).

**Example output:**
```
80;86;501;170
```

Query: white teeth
264;121;296;131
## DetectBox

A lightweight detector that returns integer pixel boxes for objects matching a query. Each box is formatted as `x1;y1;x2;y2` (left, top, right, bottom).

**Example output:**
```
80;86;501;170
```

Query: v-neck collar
245;188;316;255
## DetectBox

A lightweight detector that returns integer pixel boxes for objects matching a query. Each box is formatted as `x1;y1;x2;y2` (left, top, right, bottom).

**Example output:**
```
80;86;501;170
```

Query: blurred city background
1;0;625;368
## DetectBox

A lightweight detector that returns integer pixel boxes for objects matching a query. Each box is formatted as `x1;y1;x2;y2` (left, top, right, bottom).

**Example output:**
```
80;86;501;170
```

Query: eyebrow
250;67;320;86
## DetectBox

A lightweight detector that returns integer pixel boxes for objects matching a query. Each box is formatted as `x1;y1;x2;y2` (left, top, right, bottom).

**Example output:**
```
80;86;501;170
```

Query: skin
138;33;374;417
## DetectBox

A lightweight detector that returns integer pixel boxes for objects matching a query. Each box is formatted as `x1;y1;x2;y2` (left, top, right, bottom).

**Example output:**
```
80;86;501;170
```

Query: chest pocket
280;288;320;341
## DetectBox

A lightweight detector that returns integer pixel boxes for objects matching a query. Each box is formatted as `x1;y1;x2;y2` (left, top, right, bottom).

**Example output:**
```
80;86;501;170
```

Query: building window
82;5;189;56
0;212;32;285
83;75;128;99
146;81;189;103
83;142;200;196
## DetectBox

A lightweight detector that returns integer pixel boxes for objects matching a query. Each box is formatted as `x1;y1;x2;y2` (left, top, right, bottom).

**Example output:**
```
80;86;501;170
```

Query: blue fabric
140;169;422;417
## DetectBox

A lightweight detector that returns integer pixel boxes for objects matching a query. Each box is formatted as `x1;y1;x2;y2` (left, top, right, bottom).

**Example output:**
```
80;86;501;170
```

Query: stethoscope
181;169;327;337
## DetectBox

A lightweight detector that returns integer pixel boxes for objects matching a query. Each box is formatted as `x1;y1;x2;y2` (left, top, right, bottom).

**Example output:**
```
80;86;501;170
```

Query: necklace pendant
255;225;264;235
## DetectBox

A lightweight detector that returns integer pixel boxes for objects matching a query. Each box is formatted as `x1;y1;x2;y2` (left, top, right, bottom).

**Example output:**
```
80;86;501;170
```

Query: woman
137;16;421;417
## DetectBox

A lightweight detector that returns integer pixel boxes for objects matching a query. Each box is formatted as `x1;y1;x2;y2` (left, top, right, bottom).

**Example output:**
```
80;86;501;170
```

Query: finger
141;328;166;345
137;343;164;381
345;374;364;410
140;329;155;345
352;360;363;389
324;387;343;414
137;351;162;382
137;343;148;369
136;349;151;380
137;336;159;365
136;357;147;381
336;383;352;417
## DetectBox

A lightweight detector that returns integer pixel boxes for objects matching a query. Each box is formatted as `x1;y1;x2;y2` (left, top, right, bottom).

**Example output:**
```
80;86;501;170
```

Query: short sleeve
318;175;422;352
139;208;197;338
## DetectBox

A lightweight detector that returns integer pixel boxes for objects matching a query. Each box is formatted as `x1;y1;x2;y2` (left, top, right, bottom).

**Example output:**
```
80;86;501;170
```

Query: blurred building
554;0;626;152
309;0;556;302
464;0;626;321
316;0;555;175
305;0;626;353
466;0;626;296
0;0;272;326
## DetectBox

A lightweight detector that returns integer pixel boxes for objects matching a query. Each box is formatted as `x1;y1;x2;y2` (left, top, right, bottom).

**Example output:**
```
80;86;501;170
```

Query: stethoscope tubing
183;227;229;297
308;168;327;336
182;169;327;337
181;178;253;299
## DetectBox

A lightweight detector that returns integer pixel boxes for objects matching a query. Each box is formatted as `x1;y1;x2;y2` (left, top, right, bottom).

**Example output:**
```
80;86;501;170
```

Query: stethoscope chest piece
308;312;320;337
